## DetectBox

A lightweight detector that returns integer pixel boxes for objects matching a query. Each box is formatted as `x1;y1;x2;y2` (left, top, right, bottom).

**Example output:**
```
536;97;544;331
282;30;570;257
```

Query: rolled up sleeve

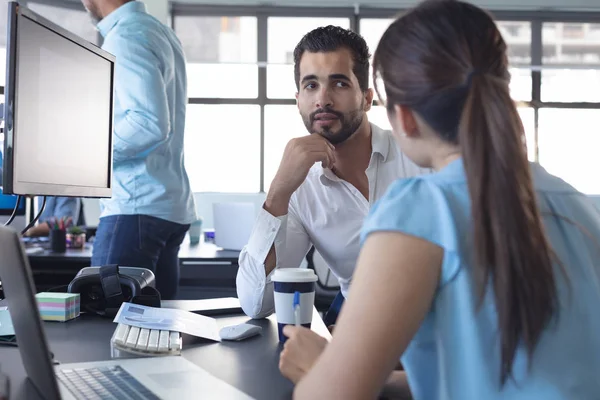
237;201;311;319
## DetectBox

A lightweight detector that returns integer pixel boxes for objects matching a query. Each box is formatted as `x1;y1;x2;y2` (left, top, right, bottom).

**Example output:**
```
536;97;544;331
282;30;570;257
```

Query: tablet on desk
161;297;243;316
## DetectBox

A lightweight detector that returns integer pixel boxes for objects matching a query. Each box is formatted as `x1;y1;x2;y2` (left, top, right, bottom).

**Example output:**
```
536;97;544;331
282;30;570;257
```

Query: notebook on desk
0;226;254;400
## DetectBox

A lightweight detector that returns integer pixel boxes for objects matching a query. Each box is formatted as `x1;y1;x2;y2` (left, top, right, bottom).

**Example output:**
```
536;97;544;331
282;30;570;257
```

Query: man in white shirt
237;25;428;319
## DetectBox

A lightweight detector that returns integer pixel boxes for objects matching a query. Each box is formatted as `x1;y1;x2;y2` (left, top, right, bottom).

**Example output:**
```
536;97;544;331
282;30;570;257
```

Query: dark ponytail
460;73;557;384
373;0;559;385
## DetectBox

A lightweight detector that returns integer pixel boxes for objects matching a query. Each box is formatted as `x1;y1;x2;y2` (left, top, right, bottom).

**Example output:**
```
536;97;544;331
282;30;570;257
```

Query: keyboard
56;365;159;400
111;323;182;357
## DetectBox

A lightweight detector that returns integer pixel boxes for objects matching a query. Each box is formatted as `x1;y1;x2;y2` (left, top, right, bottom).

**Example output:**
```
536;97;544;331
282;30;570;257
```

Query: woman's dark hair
373;0;558;385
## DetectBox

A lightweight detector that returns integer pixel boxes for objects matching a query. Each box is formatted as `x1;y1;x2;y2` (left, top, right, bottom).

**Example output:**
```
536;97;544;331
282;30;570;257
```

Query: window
542;23;600;102
184;104;261;193
175;16;258;98
497;21;532;102
177;6;600;195
538;109;600;194
359;18;393;90
27;2;99;45
367;105;391;131
518;107;536;161
368;106;536;161
267;18;351;99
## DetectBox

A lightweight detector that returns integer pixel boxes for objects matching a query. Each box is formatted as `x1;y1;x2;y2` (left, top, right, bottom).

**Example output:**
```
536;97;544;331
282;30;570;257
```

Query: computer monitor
0;148;24;216
2;1;115;198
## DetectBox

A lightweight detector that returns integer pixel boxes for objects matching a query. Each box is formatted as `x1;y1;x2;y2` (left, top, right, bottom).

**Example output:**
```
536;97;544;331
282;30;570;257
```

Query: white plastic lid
271;268;318;283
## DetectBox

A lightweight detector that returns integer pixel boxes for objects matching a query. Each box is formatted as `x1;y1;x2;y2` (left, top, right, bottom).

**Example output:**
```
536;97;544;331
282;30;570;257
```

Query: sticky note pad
35;292;80;322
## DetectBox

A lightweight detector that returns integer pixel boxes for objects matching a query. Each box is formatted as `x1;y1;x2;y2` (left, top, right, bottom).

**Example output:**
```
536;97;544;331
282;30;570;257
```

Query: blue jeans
91;214;190;300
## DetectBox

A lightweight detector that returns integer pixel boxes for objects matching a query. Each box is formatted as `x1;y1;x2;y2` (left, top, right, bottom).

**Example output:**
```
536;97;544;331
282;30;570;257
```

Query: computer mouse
219;323;262;341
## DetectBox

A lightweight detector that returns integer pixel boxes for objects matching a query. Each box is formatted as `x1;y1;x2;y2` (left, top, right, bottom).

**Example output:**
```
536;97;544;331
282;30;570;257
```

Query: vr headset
67;264;161;317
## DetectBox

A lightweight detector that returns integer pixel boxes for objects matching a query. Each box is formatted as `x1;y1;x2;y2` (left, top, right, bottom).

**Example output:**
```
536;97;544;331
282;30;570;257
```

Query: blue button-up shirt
97;1;196;224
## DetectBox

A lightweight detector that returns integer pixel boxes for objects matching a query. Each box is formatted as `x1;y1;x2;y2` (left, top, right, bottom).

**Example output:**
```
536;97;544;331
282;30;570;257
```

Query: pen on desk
293;291;301;327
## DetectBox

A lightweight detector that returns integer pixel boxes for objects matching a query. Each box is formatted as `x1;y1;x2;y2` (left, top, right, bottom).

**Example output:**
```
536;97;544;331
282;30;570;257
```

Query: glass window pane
27;3;99;45
267;17;350;99
186;63;258;98
185;105;260;192
175;16;258;98
542;23;600;102
367;105;391;131
368;106;536;161
538;109;600;194
542;70;600;102
359;18;393;91
264;105;307;191
510;68;532;102
543;23;600;64
498;21;531;65
362;19;530;102
497;21;532;102
518;107;536;161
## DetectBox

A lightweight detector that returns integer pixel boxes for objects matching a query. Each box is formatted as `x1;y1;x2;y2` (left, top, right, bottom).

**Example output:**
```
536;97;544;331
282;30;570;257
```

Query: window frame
171;4;356;192
172;4;600;193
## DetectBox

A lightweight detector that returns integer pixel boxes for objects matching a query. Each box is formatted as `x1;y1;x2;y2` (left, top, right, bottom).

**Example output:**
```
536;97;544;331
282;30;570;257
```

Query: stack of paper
35;292;80;322
113;302;222;342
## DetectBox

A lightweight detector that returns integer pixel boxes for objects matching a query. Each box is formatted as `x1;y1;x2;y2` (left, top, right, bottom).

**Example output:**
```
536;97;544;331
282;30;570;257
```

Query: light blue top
38;197;80;224
97;1;196;224
361;159;600;400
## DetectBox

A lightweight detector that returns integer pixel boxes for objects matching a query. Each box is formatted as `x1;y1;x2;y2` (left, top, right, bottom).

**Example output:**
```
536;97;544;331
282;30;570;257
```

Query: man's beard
302;102;365;145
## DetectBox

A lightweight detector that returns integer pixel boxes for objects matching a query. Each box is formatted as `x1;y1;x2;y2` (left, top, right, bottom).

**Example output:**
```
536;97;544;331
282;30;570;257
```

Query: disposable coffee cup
272;268;318;343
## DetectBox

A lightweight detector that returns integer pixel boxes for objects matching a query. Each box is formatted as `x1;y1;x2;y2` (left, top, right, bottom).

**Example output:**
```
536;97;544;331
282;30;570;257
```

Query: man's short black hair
293;25;371;92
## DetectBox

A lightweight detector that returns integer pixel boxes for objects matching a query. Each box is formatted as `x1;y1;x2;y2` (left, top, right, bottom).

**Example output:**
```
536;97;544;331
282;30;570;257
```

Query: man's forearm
262;190;292;276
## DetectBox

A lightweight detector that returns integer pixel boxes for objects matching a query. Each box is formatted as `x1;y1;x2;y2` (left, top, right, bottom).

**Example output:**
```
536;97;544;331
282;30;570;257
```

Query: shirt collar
319;122;391;185
97;1;147;37
370;122;391;163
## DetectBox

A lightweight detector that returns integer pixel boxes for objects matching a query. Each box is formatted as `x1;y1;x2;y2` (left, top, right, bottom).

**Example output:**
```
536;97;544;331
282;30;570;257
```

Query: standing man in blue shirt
81;0;196;300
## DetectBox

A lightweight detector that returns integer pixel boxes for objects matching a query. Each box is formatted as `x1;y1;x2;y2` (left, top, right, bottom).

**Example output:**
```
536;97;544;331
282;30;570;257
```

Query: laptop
0;226;254;400
213;202;255;251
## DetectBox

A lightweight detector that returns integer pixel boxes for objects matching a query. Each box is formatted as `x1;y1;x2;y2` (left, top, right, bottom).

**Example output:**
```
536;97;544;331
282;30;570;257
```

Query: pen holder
49;229;67;253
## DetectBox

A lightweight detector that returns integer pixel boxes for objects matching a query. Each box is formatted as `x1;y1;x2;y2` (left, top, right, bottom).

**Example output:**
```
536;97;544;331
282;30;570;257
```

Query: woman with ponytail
280;1;600;398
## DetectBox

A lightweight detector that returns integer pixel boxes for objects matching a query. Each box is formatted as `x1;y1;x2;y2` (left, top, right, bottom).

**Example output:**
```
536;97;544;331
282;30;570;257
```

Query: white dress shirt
236;123;430;318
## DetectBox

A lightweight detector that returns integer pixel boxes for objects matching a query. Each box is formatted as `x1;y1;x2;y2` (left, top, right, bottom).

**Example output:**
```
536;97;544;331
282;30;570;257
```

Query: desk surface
25;238;240;262
1;305;329;400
